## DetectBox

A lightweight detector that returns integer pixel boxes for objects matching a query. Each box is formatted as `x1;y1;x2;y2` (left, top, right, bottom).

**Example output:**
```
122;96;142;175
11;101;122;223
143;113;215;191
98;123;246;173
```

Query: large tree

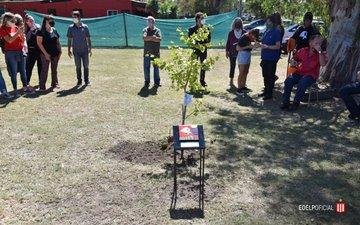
321;0;360;89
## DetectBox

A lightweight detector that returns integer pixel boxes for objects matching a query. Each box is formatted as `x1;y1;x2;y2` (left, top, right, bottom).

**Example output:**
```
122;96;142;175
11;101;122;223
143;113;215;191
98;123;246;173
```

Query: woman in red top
0;12;32;97
281;35;328;110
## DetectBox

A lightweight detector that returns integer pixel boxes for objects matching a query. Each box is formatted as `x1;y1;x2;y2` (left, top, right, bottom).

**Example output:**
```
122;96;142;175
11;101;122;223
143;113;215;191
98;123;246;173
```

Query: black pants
260;60;278;97
229;56;237;79
26;51;42;84
196;51;207;83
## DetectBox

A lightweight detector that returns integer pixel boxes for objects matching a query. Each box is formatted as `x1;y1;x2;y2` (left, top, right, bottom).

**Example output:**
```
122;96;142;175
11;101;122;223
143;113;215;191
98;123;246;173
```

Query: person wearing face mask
36;15;62;91
259;15;282;100
0;12;32;97
289;12;320;52
25;14;42;85
280;35;328;111
67;11;92;86
226;18;244;87
188;12;211;87
142;16;162;87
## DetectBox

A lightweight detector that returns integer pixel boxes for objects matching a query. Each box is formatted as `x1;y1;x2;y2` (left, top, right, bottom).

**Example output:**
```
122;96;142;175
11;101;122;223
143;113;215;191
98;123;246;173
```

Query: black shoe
280;102;290;110
242;87;252;92
258;92;266;97
262;95;273;100
77;80;82;86
289;102;300;111
236;88;244;95
154;83;161;87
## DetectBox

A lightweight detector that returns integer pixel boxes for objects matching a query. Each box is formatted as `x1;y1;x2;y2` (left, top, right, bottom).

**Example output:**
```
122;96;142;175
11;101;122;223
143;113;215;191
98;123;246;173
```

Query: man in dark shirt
188;12;211;87
143;16;162;87
291;12;320;51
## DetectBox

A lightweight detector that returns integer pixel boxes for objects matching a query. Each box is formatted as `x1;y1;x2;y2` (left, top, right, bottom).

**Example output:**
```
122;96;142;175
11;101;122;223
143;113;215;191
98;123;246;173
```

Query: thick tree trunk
321;0;360;90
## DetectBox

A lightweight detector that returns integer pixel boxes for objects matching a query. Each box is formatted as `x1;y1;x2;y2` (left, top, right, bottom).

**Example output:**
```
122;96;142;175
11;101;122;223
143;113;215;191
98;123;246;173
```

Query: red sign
335;199;346;214
179;125;199;141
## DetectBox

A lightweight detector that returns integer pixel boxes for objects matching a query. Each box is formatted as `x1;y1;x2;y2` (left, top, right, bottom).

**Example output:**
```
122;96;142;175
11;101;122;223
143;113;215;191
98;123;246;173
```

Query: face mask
49;21;55;27
73;18;79;24
266;23;273;29
147;21;154;27
234;29;242;38
7;21;15;27
200;19;205;25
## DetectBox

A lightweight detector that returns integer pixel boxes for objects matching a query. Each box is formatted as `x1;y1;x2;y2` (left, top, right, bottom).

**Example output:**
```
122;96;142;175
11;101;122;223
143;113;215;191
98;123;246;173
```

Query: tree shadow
57;85;86;97
207;89;359;223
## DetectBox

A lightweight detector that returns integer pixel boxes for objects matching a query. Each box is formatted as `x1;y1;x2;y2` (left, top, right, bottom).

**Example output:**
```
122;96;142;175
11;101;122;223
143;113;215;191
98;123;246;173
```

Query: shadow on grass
57;85;86;97
169;208;204;219
207;88;360;224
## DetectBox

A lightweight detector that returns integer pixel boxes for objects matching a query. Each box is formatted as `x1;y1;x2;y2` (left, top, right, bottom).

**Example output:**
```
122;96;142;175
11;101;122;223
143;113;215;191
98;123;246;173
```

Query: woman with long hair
0;12;32;96
226;17;244;86
36;15;62;91
236;29;260;94
25;14;42;85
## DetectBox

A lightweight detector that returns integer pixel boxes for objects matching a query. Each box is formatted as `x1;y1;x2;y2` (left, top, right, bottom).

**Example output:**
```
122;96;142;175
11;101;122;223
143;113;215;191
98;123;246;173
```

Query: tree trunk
321;0;360;90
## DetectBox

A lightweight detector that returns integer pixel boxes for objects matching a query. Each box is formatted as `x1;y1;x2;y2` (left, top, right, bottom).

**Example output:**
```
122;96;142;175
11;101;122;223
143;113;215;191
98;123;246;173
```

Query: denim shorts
237;51;251;65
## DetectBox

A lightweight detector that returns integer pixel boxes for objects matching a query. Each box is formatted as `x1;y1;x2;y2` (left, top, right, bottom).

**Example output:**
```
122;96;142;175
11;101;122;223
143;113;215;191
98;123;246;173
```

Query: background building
0;0;147;17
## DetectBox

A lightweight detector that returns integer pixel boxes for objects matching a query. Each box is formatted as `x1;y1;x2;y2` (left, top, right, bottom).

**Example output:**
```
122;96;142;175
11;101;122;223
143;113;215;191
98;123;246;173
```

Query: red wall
0;0;134;18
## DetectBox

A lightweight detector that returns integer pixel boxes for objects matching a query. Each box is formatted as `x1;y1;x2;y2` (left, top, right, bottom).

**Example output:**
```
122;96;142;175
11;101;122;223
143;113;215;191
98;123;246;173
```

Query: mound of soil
108;140;172;165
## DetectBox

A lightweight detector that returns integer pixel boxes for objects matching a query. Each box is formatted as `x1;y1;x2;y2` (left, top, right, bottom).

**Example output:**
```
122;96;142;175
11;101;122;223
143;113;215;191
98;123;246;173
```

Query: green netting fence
26;10;238;48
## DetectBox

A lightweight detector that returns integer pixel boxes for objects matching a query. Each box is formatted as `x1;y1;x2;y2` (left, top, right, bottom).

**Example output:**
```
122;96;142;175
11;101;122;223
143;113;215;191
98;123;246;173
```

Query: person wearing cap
67;11;92;86
339;71;360;122
25;14;42;85
290;12;320;51
188;12;211;87
142;16;162;87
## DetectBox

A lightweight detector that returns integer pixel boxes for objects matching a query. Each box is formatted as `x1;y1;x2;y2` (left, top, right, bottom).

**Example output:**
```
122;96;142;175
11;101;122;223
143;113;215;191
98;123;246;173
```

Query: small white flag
183;93;193;106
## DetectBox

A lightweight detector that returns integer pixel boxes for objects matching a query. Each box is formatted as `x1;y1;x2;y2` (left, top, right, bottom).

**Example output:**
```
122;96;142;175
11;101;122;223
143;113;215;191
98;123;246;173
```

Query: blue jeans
143;56;160;85
339;82;360;117
0;70;7;93
74;51;90;83
282;74;315;103
5;51;28;90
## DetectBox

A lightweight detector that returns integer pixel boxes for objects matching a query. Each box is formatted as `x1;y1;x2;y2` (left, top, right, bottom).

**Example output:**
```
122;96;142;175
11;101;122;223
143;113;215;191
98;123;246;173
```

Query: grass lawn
0;49;359;225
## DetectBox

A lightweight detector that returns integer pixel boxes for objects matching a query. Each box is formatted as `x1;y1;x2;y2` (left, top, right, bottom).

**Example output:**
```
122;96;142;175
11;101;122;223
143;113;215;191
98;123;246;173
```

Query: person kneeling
339;71;360;122
281;35;327;111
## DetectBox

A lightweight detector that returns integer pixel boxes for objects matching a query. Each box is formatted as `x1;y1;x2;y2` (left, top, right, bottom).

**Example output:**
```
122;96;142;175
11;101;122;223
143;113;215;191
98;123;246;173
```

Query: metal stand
170;125;206;216
171;148;205;213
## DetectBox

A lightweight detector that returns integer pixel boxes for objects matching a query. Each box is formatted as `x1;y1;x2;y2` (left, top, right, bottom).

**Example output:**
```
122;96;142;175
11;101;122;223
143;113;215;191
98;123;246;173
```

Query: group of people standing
0;10;91;99
142;12;212;88
226;11;322;102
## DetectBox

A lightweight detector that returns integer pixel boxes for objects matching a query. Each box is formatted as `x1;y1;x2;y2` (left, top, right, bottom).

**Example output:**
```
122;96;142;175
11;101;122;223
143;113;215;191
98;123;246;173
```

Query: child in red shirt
281;35;328;110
